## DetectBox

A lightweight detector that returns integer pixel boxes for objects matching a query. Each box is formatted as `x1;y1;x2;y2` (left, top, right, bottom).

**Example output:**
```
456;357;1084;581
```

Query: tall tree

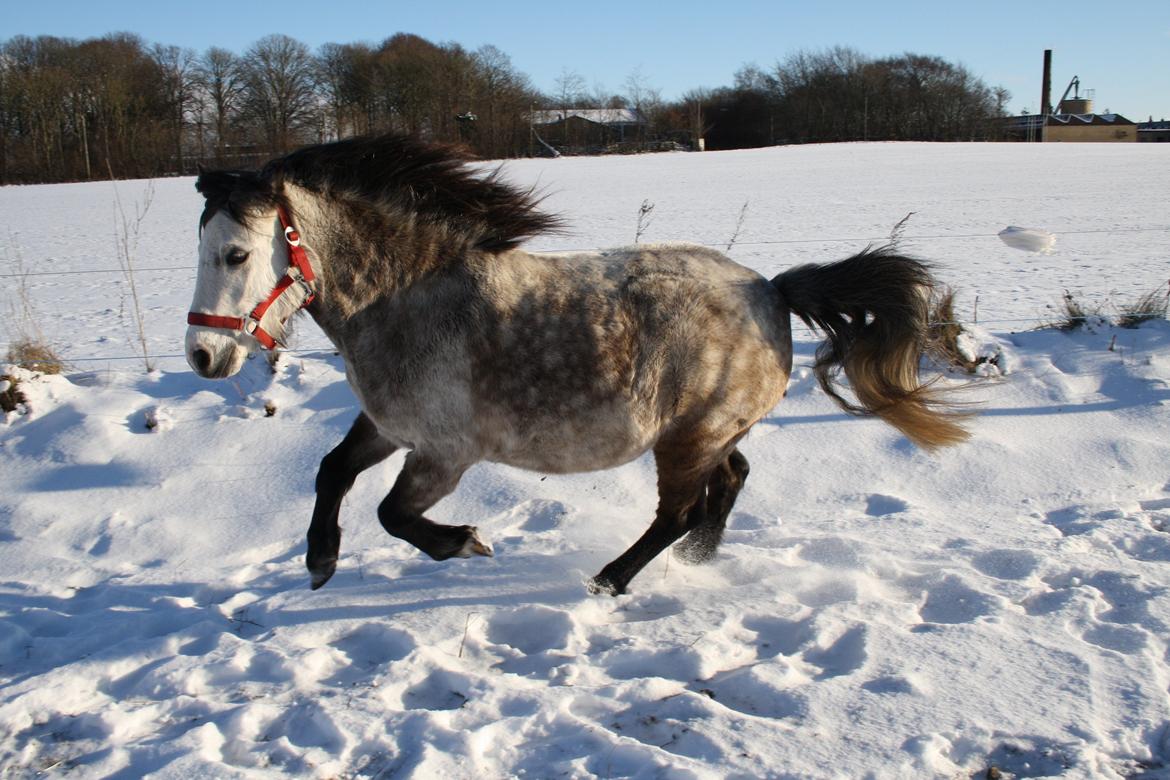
241;34;317;153
472;44;538;158
195;46;243;160
151;44;198;172
623;66;662;141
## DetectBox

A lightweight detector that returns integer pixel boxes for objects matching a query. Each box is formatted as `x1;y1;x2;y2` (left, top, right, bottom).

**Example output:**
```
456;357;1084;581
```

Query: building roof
1004;112;1138;133
1046;112;1135;126
531;108;646;126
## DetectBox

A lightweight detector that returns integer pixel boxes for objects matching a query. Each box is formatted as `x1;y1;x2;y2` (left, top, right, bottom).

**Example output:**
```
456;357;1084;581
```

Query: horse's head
187;169;313;379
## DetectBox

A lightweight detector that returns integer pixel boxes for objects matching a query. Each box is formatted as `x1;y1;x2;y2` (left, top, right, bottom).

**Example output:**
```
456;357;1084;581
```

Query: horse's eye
225;248;250;266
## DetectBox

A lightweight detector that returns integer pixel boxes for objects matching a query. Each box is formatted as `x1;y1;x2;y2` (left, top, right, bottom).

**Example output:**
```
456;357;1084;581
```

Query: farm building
1004;111;1137;142
1138;118;1170;142
1045;111;1137;142
530;108;648;154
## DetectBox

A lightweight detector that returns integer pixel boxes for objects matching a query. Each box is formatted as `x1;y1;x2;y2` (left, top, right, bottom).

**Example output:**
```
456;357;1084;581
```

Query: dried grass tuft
1117;287;1168;329
926;288;972;371
1045;290;1101;332
925;288;1004;375
6;338;65;375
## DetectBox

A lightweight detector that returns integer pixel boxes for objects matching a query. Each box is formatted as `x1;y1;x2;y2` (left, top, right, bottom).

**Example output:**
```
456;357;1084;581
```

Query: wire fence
1;224;1167;280
3;222;1169;372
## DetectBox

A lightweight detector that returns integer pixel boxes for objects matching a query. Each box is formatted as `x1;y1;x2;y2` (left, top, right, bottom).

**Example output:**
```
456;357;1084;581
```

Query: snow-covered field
2;142;1169;778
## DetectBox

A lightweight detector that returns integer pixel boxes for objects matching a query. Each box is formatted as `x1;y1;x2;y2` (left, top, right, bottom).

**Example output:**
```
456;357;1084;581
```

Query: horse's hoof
309;559;337;590
586;575;625;597
673;540;717;565
460;527;493;558
426;526;494;560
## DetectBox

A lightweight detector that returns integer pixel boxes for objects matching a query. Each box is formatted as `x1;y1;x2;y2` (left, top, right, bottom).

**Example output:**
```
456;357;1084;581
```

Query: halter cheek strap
187;206;317;350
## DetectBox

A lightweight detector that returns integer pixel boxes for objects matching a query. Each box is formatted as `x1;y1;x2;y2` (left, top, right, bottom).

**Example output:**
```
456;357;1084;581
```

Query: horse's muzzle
186;333;246;379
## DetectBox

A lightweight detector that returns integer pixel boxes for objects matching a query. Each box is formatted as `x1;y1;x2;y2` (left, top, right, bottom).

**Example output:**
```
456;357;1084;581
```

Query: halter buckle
295;277;316;305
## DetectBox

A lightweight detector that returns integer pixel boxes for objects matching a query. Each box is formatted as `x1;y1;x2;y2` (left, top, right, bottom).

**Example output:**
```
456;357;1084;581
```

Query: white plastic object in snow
998;226;1056;254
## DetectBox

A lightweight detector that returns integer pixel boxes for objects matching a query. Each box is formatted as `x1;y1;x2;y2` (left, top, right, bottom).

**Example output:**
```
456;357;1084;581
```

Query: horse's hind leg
308;413;398;589
377;451;493;561
589;442;717;596
674;448;750;564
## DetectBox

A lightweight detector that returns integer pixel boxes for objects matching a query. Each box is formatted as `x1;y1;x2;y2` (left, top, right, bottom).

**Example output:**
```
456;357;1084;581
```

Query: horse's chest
343;357;474;451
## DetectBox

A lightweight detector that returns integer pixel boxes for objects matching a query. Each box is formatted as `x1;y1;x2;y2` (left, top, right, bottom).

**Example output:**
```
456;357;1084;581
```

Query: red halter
187;206;317;350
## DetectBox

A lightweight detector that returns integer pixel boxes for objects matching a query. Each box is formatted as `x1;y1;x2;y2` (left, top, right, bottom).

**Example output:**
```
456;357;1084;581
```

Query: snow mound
998;225;1057;254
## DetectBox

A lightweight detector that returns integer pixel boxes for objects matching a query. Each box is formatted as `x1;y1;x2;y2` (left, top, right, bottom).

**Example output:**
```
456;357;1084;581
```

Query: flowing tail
773;246;970;450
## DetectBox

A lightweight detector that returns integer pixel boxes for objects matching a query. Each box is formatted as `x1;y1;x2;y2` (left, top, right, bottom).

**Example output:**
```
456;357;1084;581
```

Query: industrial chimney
1041;50;1053;114
1041;49;1052;142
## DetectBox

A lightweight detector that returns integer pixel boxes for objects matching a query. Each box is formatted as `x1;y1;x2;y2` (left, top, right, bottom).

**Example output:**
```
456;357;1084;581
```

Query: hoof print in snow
486;606;576;655
142;405;173;432
402;671;471;711
518;499;571;532
865;493;910;517
916;575;999;625
971;549;1040;580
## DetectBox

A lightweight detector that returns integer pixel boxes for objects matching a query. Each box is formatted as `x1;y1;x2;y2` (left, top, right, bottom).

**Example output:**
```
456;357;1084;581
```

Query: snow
2;142;1170;778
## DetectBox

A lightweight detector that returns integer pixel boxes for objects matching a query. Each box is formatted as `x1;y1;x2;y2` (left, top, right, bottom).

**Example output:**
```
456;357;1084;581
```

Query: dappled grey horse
186;134;967;595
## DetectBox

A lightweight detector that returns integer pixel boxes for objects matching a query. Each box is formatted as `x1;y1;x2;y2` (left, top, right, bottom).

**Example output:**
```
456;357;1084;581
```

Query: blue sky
6;0;1169;120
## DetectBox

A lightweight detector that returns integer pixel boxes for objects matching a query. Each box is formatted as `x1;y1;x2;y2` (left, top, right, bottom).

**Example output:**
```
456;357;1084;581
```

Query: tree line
0;32;1009;184
677;48;1011;149
0;32;540;183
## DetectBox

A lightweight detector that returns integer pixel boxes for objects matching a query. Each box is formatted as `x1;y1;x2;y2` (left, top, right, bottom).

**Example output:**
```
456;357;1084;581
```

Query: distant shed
531;108;647;154
1137;119;1170;143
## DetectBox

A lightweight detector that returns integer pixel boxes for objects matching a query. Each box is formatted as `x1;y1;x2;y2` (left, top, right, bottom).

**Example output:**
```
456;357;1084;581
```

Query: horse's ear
195;168;271;204
195;168;236;200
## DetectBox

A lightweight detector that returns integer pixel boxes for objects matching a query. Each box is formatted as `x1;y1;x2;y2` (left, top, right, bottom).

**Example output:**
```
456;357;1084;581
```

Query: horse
185;134;968;596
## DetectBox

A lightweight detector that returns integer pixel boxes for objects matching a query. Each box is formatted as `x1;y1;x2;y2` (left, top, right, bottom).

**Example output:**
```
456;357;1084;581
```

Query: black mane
196;135;561;252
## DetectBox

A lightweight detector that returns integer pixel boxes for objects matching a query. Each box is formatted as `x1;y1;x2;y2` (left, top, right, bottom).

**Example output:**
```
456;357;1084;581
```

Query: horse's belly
481;404;657;474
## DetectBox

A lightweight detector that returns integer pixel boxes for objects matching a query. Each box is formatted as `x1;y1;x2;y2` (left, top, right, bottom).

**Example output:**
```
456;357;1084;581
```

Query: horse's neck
292;189;467;342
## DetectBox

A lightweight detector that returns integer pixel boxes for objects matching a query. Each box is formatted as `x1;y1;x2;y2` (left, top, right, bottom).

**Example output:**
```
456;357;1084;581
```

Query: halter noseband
187;206;317;350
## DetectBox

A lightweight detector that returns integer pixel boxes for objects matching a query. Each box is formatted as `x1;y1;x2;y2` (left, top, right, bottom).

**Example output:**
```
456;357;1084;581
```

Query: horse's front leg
308;413;398;589
377;451;493;560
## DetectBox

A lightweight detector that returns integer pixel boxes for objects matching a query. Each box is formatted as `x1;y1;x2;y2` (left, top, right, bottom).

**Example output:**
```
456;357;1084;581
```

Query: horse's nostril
192;348;212;372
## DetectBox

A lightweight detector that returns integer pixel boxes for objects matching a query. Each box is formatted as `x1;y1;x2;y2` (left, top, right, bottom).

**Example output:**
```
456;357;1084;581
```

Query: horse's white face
186;210;285;379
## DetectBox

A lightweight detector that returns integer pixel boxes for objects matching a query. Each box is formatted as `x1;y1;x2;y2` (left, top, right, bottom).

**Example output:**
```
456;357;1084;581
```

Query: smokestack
1041;50;1052;117
1040;49;1052;143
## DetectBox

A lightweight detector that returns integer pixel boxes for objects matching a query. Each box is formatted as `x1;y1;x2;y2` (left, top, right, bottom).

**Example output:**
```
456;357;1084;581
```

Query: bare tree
317;42;389;141
241;34;317;153
623;66;651;109
681;87;713;148
373;33;444;136
473;45;512;153
469;45;541;157
623;66;662;141
551;68;586;146
553;68;587;108
151;44;198;173
195;46;243;161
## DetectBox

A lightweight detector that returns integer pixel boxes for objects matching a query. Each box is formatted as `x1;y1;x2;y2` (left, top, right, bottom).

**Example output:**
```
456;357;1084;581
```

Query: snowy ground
1;143;1169;778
